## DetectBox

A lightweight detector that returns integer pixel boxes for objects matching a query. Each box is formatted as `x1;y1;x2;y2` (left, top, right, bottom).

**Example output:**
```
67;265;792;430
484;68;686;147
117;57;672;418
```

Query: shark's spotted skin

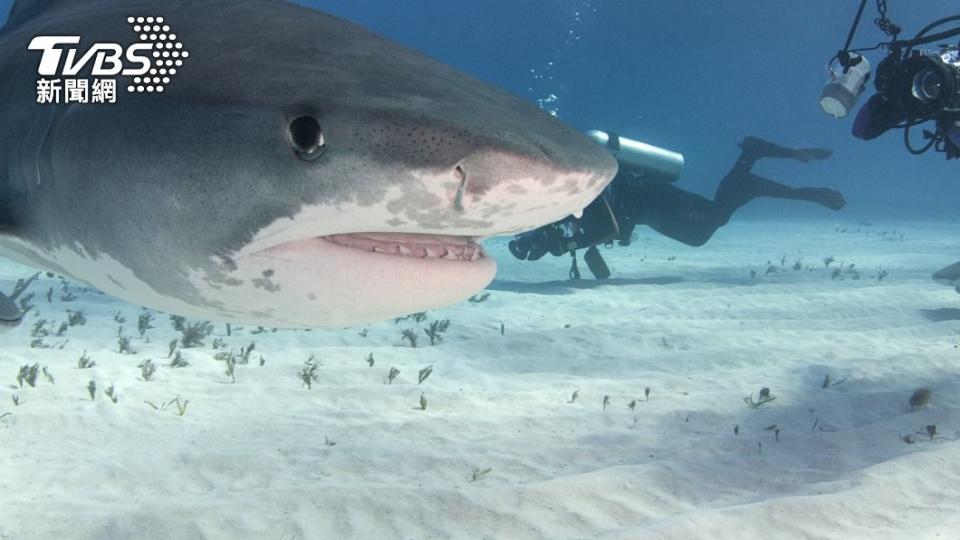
0;0;618;327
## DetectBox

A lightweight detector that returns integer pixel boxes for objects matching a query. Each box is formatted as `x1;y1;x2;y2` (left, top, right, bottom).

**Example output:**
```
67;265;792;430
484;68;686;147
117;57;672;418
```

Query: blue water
2;0;956;219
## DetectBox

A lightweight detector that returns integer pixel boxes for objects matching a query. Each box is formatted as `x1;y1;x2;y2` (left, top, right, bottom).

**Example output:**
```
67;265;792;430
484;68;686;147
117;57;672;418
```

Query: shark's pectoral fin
954;286;960;294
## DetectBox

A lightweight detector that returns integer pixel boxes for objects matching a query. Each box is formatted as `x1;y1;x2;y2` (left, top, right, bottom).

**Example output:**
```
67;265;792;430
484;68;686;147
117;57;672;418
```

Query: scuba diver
508;132;845;279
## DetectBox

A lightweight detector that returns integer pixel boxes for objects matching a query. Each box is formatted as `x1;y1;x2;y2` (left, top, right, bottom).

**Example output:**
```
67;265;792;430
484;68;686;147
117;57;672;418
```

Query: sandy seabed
1;218;959;540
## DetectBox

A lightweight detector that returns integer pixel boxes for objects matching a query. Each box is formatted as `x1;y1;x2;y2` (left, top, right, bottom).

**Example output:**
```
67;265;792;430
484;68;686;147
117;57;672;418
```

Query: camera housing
882;46;960;120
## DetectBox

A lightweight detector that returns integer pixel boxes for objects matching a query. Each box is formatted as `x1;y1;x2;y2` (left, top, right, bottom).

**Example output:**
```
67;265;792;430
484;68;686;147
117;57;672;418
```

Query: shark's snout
218;131;616;327
448;146;616;234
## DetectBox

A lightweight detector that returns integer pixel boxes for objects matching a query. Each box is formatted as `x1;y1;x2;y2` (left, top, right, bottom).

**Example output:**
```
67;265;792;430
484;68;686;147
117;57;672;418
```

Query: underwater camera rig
820;0;960;158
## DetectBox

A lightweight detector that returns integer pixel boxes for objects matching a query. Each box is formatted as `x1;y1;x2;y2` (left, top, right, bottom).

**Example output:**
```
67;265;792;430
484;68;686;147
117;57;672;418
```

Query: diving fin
584;246;611;280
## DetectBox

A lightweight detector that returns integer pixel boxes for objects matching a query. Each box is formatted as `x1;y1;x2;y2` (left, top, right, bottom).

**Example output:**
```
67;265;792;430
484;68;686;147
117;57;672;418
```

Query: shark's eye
288;116;325;161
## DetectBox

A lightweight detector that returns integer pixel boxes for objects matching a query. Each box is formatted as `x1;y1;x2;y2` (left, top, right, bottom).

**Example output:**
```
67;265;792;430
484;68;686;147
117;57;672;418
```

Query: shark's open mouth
322;233;487;261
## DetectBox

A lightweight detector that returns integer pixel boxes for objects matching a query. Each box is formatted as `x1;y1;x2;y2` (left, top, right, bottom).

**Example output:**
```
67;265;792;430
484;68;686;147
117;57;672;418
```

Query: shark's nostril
453;165;467;213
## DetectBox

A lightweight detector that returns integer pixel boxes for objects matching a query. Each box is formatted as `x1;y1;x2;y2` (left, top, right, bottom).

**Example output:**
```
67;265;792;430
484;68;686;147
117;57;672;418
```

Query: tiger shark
0;0;617;327
932;261;960;293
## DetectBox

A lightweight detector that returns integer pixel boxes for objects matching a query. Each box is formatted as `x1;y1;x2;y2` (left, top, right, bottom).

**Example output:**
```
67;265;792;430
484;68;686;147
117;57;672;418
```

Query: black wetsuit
509;137;845;278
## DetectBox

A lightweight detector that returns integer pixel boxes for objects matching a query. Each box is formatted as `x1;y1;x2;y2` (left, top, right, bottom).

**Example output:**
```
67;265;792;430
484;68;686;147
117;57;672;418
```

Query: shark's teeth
324;234;486;262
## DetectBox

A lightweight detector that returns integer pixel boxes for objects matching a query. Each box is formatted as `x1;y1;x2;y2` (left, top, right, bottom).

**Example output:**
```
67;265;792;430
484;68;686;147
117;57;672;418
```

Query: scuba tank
585;130;684;182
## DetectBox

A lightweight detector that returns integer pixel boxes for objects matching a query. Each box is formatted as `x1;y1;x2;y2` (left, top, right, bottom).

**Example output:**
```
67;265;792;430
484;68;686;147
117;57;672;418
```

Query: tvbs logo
28;16;189;104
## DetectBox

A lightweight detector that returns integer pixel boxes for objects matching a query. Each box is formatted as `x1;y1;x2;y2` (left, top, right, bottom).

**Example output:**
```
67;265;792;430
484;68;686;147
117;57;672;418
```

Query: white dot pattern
127;16;187;93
